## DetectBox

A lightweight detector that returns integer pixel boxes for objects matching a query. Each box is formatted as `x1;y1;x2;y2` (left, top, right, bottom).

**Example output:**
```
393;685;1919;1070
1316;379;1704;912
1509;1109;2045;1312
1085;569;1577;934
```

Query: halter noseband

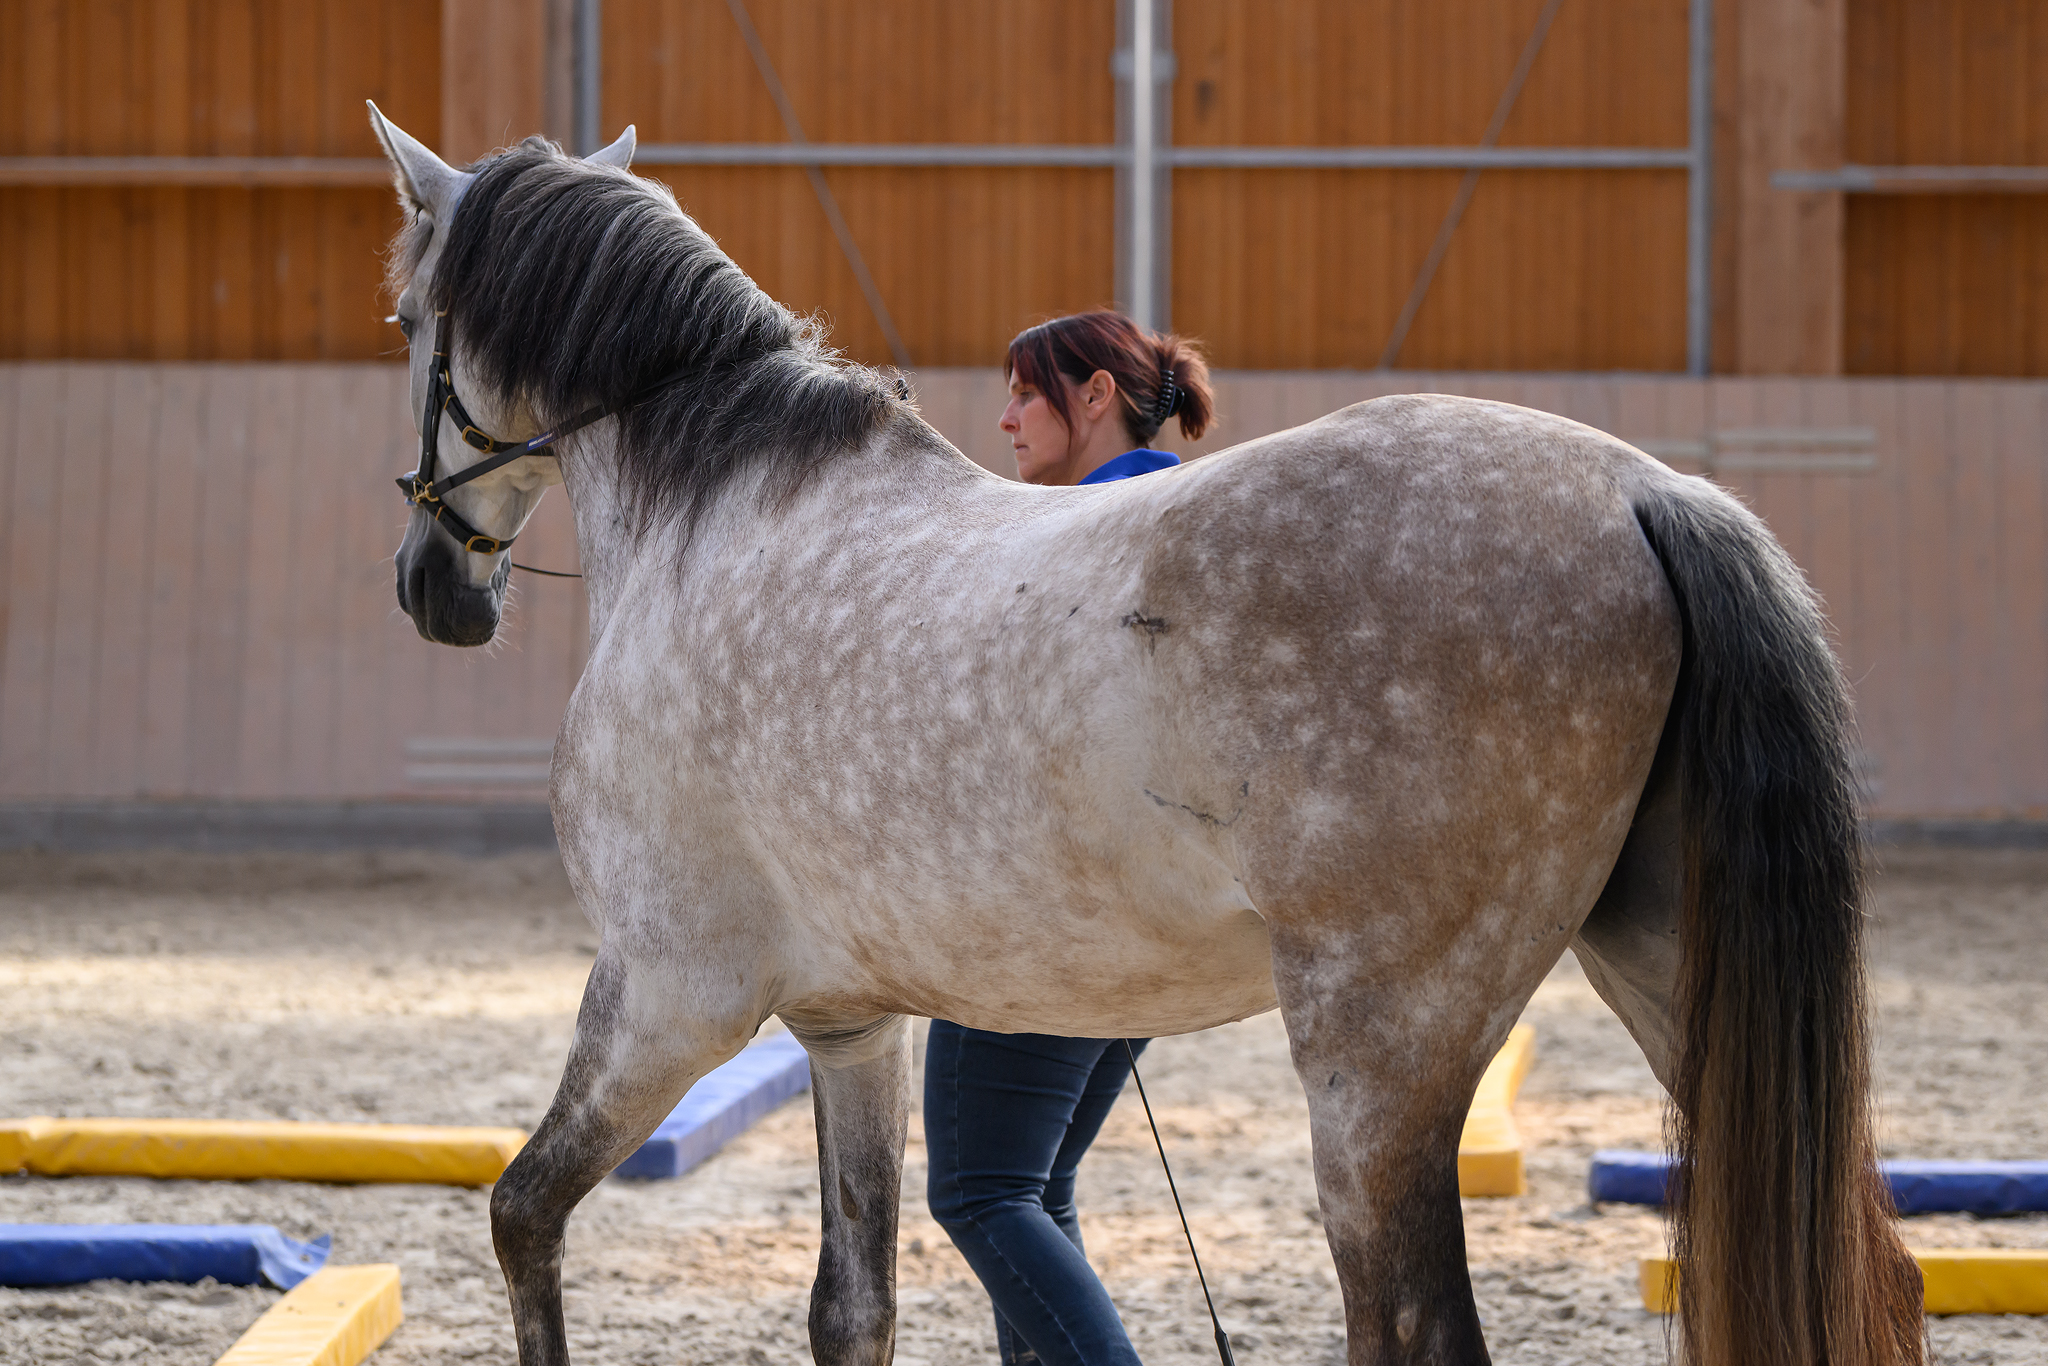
396;309;688;556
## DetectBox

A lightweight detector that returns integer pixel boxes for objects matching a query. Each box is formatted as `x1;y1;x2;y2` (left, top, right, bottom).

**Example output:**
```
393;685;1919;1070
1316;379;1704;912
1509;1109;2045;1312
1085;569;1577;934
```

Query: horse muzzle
396;535;507;647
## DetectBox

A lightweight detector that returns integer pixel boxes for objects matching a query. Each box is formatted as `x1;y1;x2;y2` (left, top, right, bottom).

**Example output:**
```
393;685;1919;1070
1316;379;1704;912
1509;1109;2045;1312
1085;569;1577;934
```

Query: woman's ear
1083;369;1118;416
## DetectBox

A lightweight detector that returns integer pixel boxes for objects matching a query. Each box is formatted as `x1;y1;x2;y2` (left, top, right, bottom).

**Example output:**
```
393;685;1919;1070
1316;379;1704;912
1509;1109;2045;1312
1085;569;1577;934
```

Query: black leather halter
396;309;688;557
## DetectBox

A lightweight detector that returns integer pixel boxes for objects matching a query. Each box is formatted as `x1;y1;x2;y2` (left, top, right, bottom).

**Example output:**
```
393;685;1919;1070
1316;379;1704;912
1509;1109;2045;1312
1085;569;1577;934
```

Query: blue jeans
924;1021;1151;1366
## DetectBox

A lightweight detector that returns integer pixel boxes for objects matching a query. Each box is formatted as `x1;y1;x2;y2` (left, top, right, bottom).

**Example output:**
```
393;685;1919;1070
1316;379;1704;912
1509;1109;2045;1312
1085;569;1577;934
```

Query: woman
925;310;1215;1366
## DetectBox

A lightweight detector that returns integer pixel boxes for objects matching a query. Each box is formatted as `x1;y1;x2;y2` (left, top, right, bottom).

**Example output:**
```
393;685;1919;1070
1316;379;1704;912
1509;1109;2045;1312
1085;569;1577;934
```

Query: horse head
367;102;634;646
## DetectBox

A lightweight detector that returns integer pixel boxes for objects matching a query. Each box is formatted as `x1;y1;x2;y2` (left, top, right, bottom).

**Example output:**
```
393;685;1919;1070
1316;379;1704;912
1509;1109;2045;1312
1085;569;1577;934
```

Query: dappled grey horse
367;105;1923;1366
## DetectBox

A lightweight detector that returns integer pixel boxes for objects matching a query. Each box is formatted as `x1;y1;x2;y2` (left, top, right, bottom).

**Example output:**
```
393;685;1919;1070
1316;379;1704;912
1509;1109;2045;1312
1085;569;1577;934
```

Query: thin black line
1123;1039;1236;1366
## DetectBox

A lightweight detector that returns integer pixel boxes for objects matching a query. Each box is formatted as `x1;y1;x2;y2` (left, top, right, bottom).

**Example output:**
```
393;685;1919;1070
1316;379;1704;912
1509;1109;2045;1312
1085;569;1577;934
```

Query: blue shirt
1077;448;1179;485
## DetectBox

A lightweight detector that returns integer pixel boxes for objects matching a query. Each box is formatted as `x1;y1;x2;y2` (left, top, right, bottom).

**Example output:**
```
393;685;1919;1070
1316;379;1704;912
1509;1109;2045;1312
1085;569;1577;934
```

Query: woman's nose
998;403;1019;432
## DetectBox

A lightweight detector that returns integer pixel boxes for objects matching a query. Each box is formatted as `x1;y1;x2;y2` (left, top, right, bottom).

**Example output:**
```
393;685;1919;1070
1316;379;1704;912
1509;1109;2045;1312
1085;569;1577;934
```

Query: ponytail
1005;311;1215;446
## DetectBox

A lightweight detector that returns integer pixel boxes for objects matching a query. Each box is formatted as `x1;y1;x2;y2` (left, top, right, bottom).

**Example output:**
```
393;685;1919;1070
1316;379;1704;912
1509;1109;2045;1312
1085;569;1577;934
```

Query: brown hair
1004;311;1213;446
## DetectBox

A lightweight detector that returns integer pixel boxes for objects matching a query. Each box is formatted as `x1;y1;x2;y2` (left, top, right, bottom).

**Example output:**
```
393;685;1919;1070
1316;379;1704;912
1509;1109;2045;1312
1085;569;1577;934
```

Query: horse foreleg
1272;931;1498;1366
491;947;756;1366
793;1015;912;1366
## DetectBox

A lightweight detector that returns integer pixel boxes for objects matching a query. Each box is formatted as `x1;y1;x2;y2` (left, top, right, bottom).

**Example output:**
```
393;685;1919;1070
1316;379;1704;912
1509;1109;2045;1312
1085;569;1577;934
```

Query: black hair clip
1152;366;1181;426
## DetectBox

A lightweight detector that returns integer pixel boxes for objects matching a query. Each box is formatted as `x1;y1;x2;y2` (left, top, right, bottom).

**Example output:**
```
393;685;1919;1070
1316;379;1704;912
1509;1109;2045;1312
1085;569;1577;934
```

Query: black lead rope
511;562;582;578
1122;1039;1236;1366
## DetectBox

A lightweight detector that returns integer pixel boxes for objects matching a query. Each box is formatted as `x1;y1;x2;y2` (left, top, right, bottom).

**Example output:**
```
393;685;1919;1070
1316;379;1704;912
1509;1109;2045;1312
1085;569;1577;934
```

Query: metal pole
574;0;602;156
1129;0;1157;331
1686;0;1712;375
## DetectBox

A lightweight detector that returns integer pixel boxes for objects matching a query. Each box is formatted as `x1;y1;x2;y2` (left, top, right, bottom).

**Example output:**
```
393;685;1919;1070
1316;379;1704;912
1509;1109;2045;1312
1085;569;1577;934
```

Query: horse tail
1628;473;1924;1366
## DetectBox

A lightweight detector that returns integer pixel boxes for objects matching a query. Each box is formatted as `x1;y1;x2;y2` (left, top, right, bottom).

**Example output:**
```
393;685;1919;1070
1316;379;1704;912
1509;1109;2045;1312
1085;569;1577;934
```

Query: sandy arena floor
1;846;2044;1365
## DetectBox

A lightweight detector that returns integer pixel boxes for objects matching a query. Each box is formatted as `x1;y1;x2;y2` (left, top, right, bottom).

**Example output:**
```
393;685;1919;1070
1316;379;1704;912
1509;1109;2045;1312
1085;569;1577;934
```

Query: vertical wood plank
230;366;301;796
1992;384;2048;813
44;366;116;796
442;0;547;163
138;366;208;796
88;366;163;795
1845;380;1909;815
331;366;413;798
0;369;64;794
1894;382;1953;810
183;366;257;794
1729;0;1844;374
1946;382;2003;812
0;366;19;787
279;365;350;795
1794;380;1862;772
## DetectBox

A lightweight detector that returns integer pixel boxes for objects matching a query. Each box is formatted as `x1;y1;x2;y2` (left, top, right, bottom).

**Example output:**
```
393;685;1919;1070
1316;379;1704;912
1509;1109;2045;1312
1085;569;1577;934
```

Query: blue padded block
1586;1149;1674;1206
614;1033;812;1180
0;1224;330;1288
1588;1150;2048;1215
1885;1160;2048;1215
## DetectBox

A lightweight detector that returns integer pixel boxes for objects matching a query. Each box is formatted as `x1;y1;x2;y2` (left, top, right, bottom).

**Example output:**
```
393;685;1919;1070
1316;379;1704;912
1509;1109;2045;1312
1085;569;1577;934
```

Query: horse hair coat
368;107;1926;1366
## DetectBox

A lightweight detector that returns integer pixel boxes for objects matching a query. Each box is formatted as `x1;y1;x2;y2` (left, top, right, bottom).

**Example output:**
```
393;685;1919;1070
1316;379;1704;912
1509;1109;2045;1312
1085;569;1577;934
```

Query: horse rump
1628;472;1924;1366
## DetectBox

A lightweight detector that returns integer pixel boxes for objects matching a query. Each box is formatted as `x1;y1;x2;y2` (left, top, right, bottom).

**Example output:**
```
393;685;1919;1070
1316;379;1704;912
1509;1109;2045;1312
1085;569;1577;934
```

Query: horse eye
396;314;417;340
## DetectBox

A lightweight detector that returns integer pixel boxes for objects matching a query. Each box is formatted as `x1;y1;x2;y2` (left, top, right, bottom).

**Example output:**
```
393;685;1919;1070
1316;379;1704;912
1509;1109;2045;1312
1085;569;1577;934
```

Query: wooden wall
0;0;436;362
5;0;2045;376
3;362;2043;821
1172;0;1690;371
0;364;585;802
618;0;1694;371
606;0;1119;368
1843;0;2048;376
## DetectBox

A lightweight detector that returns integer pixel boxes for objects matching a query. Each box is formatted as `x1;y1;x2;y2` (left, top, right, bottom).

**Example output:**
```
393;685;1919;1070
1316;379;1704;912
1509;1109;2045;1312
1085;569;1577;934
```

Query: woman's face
1000;372;1072;485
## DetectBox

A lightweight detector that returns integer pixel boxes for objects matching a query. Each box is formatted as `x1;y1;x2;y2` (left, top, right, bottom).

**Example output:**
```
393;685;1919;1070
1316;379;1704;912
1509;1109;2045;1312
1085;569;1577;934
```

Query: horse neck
557;429;638;647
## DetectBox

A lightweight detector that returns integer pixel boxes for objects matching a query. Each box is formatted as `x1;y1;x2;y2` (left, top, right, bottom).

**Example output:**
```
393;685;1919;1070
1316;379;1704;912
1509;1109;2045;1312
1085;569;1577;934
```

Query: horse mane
413;137;897;538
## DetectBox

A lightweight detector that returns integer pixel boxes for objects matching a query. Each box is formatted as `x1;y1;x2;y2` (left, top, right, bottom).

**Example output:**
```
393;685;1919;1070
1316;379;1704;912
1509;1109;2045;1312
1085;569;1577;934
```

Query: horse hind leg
1569;732;1685;1091
1269;926;1504;1365
787;1015;912;1366
490;946;760;1366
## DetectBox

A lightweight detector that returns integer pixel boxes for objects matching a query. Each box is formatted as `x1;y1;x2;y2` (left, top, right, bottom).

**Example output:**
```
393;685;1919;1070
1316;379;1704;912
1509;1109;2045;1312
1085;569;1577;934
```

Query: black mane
424;138;896;537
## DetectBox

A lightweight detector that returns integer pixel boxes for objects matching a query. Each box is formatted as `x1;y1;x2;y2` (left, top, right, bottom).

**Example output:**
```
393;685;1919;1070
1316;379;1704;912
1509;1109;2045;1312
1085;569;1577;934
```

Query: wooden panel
137;369;208;795
88;369;162;795
0;0;439;361
442;0;547;164
607;0;1117;368
1719;0;1845;375
653;165;1116;369
1174;168;1689;371
0;369;64;794
1174;0;1687;146
2;364;2045;820
1844;196;2048;376
1172;0;1691;371
1844;0;2048;377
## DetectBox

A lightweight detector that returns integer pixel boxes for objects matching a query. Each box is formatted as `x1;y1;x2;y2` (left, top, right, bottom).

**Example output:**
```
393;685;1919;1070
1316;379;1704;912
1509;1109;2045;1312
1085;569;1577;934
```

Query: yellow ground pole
1642;1248;2048;1315
0;1118;524;1186
1457;1025;1536;1197
214;1264;402;1366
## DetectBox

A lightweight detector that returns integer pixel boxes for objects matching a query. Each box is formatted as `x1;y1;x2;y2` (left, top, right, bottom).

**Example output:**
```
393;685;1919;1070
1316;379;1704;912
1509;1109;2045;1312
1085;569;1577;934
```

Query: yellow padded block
1916;1248;2048;1316
0;1117;524;1186
1641;1249;2048;1316
215;1264;402;1366
1458;1025;1535;1198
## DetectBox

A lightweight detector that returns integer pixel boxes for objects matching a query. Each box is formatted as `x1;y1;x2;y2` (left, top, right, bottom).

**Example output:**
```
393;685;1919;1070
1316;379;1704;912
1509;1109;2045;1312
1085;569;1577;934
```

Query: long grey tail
1627;473;1924;1366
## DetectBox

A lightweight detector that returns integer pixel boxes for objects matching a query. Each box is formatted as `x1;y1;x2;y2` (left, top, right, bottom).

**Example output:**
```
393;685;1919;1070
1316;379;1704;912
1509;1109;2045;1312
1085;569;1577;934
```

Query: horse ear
586;125;637;170
366;100;463;218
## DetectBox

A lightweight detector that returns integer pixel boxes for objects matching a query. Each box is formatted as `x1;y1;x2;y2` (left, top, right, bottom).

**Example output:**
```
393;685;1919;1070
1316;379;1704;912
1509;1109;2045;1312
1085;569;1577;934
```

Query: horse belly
778;824;1280;1039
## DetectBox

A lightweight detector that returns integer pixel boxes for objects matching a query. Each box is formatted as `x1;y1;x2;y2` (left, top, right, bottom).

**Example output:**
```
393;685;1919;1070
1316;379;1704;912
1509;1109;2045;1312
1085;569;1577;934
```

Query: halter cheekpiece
396;309;690;556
